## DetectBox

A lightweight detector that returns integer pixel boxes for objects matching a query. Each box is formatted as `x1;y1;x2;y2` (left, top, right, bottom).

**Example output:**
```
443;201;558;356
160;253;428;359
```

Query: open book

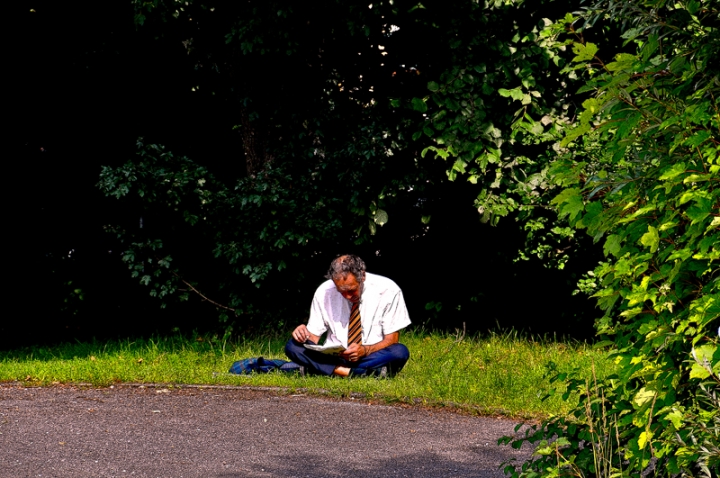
303;343;346;355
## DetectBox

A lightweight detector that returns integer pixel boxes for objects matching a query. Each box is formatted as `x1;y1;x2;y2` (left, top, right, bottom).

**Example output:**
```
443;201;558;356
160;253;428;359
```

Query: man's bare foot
333;366;351;377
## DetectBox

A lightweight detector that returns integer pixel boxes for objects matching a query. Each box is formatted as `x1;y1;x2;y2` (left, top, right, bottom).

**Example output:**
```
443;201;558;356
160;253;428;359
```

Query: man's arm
292;324;321;344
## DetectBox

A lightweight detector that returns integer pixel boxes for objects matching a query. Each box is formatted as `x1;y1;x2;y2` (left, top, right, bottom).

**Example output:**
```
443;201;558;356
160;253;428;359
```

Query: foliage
413;0;580;226
499;0;720;476
98;133;424;326
99;0;596;329
411;0;609;271
678;365;720;478
100;0;448;325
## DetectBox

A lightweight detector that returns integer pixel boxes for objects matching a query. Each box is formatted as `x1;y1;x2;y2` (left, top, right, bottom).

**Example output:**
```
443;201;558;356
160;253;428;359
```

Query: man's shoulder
312;273;403;299
314;279;337;295
365;272;402;293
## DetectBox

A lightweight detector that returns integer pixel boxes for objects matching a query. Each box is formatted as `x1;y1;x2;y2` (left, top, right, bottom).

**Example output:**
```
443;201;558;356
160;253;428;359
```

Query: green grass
0;329;614;419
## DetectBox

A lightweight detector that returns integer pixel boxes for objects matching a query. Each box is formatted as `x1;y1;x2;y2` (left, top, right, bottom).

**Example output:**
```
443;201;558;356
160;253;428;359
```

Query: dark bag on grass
228;357;301;375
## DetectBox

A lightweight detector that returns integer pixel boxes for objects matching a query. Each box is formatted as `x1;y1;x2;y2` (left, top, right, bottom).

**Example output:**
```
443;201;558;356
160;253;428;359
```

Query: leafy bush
500;1;719;476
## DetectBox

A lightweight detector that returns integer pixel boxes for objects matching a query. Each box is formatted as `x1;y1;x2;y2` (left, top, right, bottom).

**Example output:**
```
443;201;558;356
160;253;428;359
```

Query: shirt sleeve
380;289;411;335
306;292;328;338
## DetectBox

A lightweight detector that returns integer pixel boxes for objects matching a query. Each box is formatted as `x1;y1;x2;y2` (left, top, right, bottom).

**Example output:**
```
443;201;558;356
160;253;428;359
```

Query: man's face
333;272;365;303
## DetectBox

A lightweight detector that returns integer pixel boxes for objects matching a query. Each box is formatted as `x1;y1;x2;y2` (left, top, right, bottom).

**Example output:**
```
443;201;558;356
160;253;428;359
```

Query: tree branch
172;271;236;313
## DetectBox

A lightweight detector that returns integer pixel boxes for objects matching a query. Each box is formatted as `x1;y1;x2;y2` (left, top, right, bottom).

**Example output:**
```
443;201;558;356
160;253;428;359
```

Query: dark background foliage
6;0;600;350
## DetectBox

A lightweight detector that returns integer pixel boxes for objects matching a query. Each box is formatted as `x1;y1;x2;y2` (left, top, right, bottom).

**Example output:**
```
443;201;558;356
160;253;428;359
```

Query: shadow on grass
0;332;288;362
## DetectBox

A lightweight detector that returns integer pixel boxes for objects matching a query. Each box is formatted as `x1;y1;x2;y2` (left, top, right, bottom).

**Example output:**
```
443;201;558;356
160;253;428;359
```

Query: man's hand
292;325;310;343
339;343;366;362
292;325;320;344
339;332;400;362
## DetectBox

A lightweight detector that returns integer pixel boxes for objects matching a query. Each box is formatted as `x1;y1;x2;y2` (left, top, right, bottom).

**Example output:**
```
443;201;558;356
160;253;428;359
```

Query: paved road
0;385;533;478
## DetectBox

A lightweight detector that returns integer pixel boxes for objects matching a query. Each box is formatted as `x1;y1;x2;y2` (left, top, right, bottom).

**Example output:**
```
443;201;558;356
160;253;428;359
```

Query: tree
499;1;719;476
99;0;599;334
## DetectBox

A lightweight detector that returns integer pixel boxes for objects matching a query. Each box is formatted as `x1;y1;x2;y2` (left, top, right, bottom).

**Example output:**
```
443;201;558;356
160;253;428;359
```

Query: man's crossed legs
285;339;410;377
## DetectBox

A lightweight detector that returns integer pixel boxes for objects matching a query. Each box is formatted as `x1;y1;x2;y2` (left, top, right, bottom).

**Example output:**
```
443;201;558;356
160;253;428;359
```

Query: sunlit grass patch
0;329;613;419
401;329;612;417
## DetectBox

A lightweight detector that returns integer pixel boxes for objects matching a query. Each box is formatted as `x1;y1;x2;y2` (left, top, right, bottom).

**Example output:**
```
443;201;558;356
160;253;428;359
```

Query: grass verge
0;329;613;420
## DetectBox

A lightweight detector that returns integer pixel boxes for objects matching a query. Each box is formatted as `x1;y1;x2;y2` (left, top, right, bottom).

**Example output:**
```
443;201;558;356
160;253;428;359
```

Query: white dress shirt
306;272;411;347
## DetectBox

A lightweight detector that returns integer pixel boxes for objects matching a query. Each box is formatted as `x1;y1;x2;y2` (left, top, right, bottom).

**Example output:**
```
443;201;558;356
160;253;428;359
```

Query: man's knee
285;338;303;359
387;343;410;361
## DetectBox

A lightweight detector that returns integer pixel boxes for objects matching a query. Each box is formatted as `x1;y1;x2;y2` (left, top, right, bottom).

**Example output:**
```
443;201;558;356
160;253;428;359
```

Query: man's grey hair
325;254;366;281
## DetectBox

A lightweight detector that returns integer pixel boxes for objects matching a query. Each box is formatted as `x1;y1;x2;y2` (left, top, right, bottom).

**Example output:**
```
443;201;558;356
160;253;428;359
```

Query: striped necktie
347;302;362;346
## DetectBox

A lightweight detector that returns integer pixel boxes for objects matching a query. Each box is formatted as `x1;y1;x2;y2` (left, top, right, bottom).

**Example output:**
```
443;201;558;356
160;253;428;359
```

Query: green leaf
552;188;584;221
412;97;428;113
683;174;711;183
606;53;637;72
571;42;598;62
368;220;377;235
580;98;601;118
604;234;622;257
633;387;656;407
428;81;440;92
706;217;720;233
373;208;389;226
452;158;467;174
690;362;711;379
422;145;451;159
678;190;699;205
620;307;643;318
561;196;584;221
641;34;659;61
686;197;711;224
535;444;553;456
551;187;580;207
616;112;641;140
659;163;686;181
690;345;717;379
560;123;591;147
666;409;683;429
685;130;711;148
638;430;653;450
687;0;701;14
639;226;659;253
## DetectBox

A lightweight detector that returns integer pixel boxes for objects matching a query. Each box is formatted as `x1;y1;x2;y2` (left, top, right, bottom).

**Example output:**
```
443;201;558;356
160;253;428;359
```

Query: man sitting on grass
285;254;411;377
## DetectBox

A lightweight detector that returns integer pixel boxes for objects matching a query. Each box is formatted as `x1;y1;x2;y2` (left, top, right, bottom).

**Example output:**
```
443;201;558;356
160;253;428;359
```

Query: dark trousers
284;339;410;377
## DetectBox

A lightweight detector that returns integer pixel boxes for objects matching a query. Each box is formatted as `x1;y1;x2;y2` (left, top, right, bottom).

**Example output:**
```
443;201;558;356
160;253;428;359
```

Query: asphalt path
0;385;533;478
